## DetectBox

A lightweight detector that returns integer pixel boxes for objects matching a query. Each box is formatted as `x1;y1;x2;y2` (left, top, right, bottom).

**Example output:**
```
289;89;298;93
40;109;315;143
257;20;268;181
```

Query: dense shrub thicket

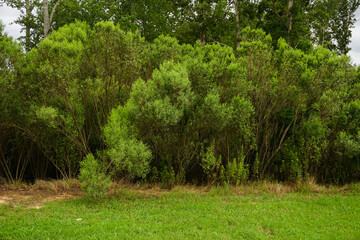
1;21;359;186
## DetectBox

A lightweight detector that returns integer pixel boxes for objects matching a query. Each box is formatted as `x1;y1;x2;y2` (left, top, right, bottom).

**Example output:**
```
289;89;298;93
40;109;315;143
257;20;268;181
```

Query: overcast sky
1;5;360;64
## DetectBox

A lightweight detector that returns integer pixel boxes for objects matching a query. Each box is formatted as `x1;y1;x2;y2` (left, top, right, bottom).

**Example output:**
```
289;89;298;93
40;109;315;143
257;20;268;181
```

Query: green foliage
258;0;312;50
124;61;195;178
5;21;148;179
329;0;360;55
224;156;249;185
130;61;192;127
104;106;152;179
279;142;303;183
160;166;176;187
78;154;111;199
149;167;159;183
1;17;360;185
200;140;221;184
4;0;360;57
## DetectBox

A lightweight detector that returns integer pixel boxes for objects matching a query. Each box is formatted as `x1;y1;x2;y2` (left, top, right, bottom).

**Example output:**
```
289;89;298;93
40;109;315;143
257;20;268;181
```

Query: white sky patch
349;9;360;65
1;4;360;65
0;5;22;39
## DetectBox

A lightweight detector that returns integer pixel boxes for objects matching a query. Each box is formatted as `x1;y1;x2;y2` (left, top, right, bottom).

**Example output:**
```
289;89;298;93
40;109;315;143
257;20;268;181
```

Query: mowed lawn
0;186;359;240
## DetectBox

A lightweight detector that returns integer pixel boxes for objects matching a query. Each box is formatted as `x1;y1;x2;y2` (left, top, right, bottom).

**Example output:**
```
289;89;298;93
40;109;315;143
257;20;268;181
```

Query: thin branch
50;0;62;24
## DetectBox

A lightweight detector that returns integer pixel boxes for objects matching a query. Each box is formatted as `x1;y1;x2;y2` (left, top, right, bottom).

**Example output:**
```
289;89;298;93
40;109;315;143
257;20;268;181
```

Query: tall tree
310;0;360;55
309;0;333;48
329;0;360;55
43;0;63;37
175;0;232;46
259;0;312;50
2;0;40;51
234;0;241;48
232;0;260;48
3;0;63;49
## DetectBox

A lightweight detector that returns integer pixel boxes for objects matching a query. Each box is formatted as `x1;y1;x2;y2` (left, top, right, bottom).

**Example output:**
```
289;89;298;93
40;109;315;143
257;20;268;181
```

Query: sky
1;4;360;65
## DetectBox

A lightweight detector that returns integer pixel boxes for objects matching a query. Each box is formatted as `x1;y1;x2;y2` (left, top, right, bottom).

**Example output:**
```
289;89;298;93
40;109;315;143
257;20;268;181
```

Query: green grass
1;189;360;239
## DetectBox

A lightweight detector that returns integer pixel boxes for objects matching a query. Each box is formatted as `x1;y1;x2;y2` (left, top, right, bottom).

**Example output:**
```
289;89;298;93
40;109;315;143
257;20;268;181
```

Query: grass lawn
0;184;359;239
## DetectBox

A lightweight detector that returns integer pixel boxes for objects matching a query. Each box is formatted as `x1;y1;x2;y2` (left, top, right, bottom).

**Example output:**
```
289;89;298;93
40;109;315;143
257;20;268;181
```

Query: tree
329;0;360;55
3;0;63;50
259;0;312;50
174;0;233;46
43;0;62;37
50;0;187;42
2;0;41;51
232;0;260;48
2;3;360;184
309;0;334;48
0;21;26;183
309;0;360;55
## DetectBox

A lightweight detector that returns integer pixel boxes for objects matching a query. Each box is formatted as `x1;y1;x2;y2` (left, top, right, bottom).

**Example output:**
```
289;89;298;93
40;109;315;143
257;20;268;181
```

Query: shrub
78;154;111;199
104;106;152;179
200;140;221;184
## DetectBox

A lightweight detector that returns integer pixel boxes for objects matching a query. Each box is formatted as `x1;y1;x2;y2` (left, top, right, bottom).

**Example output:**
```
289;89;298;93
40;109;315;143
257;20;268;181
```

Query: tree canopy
3;0;360;54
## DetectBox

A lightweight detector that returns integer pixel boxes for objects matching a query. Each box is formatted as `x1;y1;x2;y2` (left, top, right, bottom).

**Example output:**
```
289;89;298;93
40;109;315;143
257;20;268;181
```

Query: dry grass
0;179;82;207
1;181;29;190
244;181;295;195
0;179;359;210
1;179;359;203
109;180;360;197
299;177;327;192
32;179;81;194
107;180;332;198
109;182;167;198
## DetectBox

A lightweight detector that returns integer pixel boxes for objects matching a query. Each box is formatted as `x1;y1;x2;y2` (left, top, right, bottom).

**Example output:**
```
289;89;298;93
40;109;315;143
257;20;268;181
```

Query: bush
200;140;221;184
104;106;152;179
78;154;111;199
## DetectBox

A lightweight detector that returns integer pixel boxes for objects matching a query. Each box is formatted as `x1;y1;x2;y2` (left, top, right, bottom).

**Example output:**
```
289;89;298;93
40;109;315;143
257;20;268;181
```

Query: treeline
1;20;360;187
2;0;360;55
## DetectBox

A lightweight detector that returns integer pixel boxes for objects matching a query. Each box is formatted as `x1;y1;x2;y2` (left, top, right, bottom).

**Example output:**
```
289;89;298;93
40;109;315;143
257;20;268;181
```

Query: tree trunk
321;27;325;46
287;0;293;46
25;0;31;52
234;0;241;48
44;0;62;38
200;30;206;46
43;0;50;38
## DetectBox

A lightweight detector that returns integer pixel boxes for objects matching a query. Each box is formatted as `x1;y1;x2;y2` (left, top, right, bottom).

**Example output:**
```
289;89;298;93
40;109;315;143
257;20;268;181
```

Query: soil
0;186;83;209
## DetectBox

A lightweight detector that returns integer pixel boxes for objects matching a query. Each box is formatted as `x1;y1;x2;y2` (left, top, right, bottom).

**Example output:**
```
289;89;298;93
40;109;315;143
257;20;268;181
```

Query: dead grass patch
1;179;359;207
0;179;82;207
1;181;30;190
299;177;327;192
108;180;360;199
251;181;295;194
109;182;166;198
32;179;81;194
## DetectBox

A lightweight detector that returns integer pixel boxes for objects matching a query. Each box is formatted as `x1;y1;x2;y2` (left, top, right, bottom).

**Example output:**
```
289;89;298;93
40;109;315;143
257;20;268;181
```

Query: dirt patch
0;197;11;205
27;204;43;209
0;186;83;208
